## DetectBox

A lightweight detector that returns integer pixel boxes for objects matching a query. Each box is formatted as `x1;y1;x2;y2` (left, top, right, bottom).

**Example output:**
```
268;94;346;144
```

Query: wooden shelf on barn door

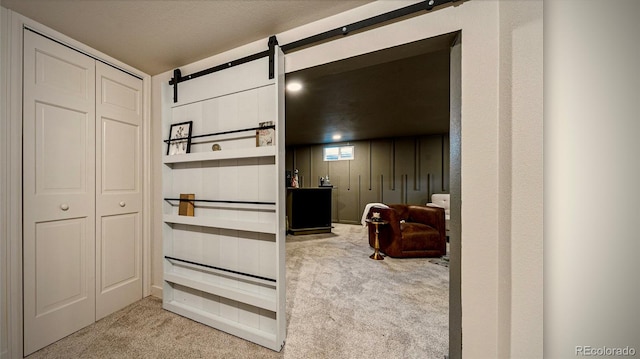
163;214;276;234
163;197;276;233
163;300;277;348
164;258;276;311
163;145;276;165
163;124;276;164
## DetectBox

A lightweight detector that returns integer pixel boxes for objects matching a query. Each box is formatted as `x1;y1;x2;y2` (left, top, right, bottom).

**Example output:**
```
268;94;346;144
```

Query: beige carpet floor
27;223;449;359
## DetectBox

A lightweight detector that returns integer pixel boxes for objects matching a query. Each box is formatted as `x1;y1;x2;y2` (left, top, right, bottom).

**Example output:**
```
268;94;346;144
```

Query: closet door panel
34;219;90;314
95;62;143;320
30;103;93;220
100;213;139;289
101;75;140;112
23;30;96;356
102;119;138;195
33;44;91;102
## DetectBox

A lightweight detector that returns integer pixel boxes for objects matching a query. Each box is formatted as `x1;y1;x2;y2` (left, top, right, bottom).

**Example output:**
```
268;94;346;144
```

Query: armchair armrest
426;203;450;217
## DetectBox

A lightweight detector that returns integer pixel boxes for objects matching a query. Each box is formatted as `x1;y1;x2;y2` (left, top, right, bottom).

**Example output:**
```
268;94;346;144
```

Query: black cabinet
286;187;332;234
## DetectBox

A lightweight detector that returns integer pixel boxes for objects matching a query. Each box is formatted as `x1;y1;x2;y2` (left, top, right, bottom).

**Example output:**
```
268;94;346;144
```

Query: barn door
162;43;286;350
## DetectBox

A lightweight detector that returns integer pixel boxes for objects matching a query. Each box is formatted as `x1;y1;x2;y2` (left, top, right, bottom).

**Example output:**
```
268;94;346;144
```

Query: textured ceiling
1;0;373;75
2;0;455;145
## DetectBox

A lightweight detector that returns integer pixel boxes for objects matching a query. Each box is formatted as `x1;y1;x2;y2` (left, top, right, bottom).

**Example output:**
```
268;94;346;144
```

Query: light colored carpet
27;223;448;358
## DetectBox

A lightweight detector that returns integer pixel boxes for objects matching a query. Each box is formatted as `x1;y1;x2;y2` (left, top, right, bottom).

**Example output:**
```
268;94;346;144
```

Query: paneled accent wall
286;134;450;224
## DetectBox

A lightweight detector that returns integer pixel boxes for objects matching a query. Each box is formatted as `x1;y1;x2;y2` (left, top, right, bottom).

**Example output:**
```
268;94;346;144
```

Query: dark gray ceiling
285;32;457;147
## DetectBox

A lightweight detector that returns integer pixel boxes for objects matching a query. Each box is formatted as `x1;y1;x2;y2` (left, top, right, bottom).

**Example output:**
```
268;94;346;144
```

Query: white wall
546;0;640;357
152;0;544;357
499;1;544;357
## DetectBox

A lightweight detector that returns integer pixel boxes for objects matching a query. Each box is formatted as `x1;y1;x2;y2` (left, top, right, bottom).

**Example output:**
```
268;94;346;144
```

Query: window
323;145;354;161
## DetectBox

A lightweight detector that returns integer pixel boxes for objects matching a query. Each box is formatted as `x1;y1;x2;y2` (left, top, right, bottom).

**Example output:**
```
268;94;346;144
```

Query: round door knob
60;204;69;211
119;201;126;207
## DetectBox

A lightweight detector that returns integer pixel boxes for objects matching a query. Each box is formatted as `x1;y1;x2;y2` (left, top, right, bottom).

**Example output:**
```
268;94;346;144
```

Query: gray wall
286;134;450;224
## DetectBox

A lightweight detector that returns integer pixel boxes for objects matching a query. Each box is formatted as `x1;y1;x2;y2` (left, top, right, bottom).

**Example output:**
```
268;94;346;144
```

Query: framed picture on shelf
256;121;275;147
167;121;192;155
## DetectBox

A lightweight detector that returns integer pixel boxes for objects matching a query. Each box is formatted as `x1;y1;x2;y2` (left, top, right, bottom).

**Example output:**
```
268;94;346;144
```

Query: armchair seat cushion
400;223;441;251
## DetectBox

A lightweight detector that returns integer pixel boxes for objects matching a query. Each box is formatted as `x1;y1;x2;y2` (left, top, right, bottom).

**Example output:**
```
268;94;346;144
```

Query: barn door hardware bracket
168;36;279;103
268;35;278;80
171;69;181;103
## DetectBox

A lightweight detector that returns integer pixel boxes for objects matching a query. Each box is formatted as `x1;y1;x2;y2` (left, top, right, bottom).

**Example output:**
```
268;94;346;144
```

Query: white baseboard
150;284;163;299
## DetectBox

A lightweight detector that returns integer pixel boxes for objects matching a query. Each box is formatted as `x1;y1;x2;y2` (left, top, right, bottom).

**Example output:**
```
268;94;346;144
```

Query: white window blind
324;145;354;161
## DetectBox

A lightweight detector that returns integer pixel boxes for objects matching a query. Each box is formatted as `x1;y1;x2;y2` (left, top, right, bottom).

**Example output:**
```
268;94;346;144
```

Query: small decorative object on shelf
319;175;333;187
291;169;299;188
372;212;381;222
256;121;275;147
212;143;221;151
167;121;192;155
178;193;195;216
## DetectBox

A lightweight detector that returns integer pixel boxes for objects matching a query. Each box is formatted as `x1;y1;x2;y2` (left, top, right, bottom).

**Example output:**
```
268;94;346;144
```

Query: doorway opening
283;31;461;358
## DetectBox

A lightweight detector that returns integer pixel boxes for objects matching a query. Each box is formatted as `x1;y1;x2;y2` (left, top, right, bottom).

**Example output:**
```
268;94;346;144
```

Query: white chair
427;194;450;233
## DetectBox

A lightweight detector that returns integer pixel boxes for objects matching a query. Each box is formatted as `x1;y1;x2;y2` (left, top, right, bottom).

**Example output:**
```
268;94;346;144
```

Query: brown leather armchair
367;204;446;258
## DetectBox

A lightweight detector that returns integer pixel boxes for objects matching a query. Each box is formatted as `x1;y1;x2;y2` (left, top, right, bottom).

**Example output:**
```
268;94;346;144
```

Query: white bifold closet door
22;30;143;355
95;62;143;320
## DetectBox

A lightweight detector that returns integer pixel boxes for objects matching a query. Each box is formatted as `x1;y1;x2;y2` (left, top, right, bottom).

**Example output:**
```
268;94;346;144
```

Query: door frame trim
4;10;152;358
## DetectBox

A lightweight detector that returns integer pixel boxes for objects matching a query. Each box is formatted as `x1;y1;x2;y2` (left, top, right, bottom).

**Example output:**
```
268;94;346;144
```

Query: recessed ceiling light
332;134;342;140
286;82;302;92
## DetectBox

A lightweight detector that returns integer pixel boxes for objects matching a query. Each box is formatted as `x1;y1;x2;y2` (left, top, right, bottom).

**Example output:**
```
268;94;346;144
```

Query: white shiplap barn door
162;45;286;351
